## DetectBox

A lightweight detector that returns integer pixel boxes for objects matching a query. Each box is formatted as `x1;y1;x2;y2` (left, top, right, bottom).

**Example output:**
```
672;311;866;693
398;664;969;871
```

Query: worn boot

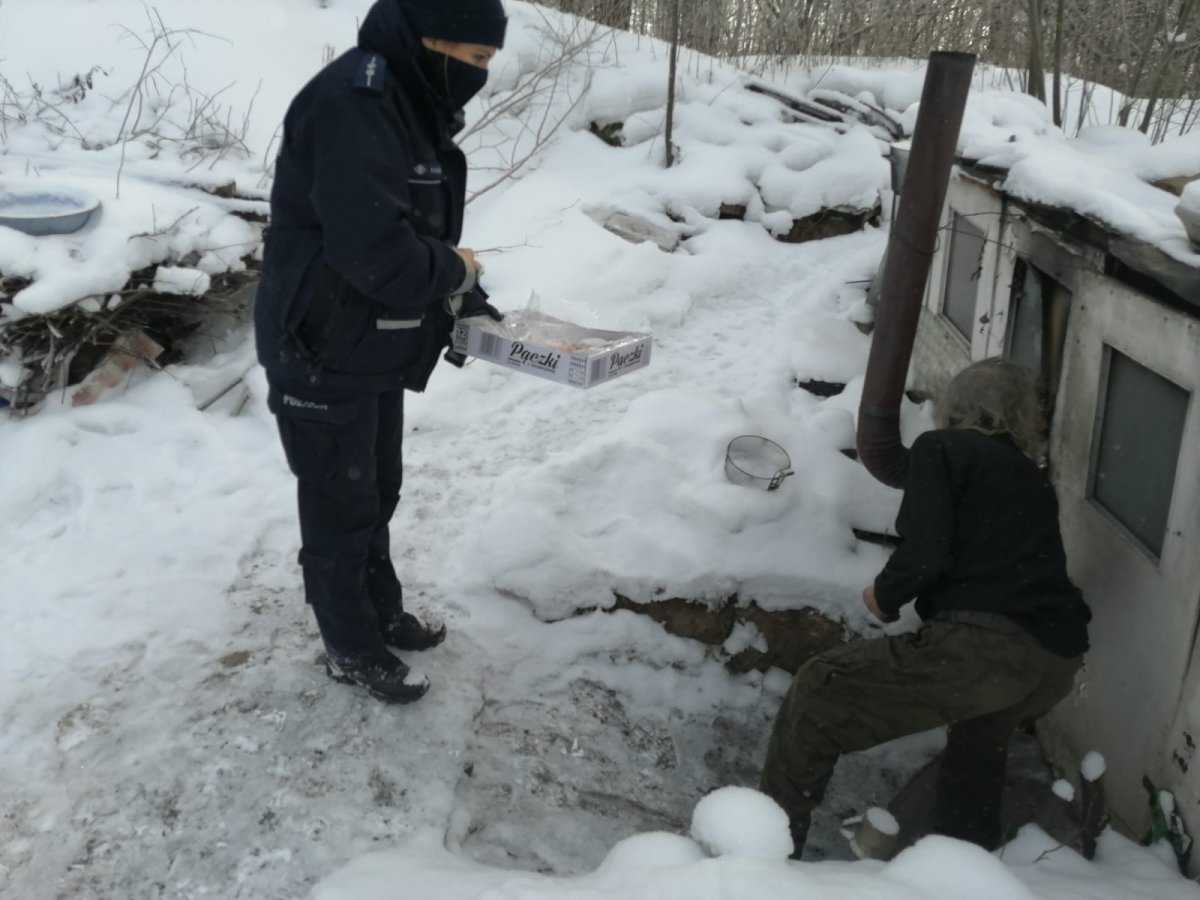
381;611;447;652
325;652;430;704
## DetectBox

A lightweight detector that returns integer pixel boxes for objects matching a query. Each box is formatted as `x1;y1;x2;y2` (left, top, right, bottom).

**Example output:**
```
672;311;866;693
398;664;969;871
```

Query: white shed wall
1048;275;1200;835
908;172;1200;845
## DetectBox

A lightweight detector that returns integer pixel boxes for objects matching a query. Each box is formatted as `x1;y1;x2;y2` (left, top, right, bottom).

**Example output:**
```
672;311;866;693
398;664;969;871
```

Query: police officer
256;0;507;703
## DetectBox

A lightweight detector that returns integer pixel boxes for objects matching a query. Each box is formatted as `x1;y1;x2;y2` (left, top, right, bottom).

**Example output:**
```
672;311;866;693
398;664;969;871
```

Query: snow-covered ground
2;2;1199;898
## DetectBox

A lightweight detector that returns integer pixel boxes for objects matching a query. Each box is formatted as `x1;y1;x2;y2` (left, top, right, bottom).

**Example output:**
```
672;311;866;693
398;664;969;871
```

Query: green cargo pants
759;618;1082;855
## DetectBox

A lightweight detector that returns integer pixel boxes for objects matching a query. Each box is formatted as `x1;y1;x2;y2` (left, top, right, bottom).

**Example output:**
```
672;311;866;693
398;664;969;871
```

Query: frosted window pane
1008;259;1043;373
1092;350;1188;557
942;214;985;339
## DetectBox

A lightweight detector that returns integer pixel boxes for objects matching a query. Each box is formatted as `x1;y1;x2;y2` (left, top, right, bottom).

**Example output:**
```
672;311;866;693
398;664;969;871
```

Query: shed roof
929;93;1200;311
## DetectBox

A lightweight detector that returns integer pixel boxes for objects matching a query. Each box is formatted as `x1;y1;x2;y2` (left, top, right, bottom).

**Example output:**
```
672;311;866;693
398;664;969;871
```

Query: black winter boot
381;611;447;652
325;652;430;704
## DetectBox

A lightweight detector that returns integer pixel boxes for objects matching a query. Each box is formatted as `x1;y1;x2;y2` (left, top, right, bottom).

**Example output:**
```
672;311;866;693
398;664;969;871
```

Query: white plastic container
451;310;652;389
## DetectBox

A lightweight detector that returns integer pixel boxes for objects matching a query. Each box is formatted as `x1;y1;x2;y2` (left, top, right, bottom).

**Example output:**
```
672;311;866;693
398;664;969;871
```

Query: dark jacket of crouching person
761;358;1091;857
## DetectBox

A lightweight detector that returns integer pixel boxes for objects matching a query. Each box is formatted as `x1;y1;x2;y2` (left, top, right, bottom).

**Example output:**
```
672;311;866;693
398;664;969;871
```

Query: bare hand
457;246;484;274
863;584;897;623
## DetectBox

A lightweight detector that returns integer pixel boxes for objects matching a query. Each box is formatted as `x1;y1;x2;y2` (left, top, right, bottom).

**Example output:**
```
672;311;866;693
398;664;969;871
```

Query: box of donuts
451;309;652;388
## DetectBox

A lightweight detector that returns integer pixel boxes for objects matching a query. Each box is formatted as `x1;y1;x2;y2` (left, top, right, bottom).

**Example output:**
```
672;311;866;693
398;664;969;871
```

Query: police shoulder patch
353;53;388;95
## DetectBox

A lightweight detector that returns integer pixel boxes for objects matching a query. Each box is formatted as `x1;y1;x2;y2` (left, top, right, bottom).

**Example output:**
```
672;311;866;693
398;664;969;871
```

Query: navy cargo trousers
267;383;407;661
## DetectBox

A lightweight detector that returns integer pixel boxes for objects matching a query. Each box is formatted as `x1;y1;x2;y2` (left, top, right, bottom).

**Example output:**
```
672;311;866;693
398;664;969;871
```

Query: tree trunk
1027;0;1048;103
599;0;635;30
665;0;681;168
1139;0;1198;135
1119;0;1171;126
558;0;634;30
1052;0;1067;126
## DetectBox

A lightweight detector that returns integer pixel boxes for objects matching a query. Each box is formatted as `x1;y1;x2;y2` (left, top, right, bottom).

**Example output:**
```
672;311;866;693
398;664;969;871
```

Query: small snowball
0;359;24;388
1052;779;1076;803
866;806;899;836
153;265;211;296
1080;751;1106;782
690;787;793;860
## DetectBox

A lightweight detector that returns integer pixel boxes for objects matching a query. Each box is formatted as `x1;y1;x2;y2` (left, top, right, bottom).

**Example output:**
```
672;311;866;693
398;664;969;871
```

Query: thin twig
127;206;199;242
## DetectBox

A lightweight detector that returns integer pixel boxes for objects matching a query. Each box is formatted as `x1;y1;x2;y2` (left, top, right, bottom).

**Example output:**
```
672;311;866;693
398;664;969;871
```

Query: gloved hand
451;285;504;322
442;286;502;370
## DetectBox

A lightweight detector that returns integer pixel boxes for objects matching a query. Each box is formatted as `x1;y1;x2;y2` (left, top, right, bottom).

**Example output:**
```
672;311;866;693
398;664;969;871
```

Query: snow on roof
945;92;1200;269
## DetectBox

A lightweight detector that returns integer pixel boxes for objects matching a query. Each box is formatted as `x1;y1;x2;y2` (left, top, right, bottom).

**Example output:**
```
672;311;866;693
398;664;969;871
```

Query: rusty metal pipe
857;51;977;489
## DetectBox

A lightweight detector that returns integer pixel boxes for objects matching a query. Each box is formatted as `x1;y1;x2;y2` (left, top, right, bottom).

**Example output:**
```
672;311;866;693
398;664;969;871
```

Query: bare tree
664;0;682;167
1026;0;1049;104
1052;0;1067;126
460;9;613;202
557;0;634;30
1137;0;1198;134
537;0;1197;139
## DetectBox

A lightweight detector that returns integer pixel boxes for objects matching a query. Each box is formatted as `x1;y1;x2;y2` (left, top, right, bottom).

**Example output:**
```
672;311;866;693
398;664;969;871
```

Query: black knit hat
398;0;508;49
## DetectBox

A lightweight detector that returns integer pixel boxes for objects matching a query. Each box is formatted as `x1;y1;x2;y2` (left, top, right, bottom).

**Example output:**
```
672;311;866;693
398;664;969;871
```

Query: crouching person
255;0;507;704
760;359;1091;857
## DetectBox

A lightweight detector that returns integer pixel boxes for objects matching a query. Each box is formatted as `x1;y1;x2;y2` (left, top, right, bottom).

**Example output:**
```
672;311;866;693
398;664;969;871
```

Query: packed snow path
4;2;1200;898
0;228;914;898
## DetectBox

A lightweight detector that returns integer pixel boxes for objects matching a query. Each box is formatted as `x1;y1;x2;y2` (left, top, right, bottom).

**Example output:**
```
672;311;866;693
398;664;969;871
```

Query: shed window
1008;259;1045;373
942;213;985;339
1006;258;1071;421
1090;349;1189;558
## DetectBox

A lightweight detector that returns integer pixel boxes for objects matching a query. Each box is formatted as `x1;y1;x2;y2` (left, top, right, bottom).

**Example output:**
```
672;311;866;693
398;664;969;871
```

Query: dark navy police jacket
256;1;471;393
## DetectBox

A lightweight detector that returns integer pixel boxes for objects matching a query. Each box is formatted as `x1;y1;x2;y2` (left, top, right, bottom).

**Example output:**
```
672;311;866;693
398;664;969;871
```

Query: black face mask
420;48;489;111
